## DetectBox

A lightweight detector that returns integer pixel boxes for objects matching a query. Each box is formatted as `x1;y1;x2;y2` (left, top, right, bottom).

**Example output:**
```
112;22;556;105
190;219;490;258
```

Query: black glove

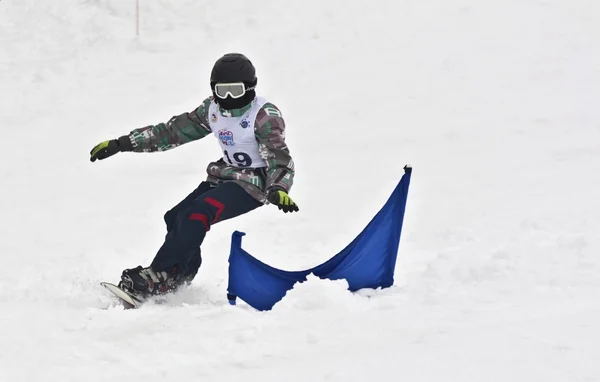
90;136;132;162
267;188;299;213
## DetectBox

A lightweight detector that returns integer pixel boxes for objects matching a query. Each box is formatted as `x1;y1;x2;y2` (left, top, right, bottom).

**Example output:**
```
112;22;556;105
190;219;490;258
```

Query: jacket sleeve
254;103;295;192
123;97;213;152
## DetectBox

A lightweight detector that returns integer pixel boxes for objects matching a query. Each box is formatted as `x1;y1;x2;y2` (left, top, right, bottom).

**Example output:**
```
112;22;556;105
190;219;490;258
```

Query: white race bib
208;97;268;169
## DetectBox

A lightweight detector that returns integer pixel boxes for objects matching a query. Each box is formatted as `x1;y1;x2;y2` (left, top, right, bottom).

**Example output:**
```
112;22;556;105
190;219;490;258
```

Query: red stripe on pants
189;213;210;231
204;197;225;223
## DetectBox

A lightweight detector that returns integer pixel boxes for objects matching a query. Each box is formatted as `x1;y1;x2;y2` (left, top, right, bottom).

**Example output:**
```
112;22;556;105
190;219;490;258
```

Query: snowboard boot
118;265;184;299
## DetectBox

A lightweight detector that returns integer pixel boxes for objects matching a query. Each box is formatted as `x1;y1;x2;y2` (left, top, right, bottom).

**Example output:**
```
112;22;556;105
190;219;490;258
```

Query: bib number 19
224;150;252;167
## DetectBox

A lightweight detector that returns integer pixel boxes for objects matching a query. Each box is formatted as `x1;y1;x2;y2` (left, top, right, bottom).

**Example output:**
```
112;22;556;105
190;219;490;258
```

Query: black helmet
210;53;257;110
211;53;257;84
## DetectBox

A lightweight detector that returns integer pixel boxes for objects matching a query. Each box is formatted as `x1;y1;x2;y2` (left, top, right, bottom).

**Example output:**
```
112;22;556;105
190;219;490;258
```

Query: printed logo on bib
218;129;235;146
240;118;250;129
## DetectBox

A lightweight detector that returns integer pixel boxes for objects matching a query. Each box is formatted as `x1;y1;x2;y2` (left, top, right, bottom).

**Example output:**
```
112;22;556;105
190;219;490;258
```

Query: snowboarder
90;53;298;301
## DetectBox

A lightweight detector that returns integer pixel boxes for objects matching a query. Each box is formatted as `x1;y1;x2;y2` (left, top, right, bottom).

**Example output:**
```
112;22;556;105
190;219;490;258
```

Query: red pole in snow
136;0;140;36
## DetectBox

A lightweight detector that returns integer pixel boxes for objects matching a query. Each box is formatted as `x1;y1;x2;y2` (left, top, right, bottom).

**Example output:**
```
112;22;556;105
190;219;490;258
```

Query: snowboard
100;282;143;309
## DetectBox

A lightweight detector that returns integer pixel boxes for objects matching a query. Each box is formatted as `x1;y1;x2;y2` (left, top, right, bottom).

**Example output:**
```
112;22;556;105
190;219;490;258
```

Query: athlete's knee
164;209;176;230
180;204;213;233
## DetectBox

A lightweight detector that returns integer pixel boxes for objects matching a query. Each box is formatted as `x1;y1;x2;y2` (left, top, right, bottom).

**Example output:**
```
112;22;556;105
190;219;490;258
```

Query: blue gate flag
227;166;412;311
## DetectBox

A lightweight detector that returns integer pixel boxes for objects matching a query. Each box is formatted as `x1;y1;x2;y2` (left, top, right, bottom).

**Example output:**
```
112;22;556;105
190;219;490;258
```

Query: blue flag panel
227;166;412;311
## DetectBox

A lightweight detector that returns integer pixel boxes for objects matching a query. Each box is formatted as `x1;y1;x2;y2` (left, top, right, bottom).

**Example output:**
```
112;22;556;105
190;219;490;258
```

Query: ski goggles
213;82;254;99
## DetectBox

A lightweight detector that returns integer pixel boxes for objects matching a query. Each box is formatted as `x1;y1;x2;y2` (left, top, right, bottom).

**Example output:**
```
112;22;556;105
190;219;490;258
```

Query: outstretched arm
127;97;213;152
90;97;213;162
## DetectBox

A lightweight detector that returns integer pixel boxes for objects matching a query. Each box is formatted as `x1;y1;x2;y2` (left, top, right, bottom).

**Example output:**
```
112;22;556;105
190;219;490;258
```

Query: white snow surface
1;0;599;381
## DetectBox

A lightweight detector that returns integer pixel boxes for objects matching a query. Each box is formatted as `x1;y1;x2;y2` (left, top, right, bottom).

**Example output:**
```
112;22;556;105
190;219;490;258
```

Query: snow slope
1;0;599;381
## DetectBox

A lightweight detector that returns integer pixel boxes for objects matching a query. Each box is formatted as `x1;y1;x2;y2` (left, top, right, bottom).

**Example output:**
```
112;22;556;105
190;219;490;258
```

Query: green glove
267;189;299;213
90;136;133;162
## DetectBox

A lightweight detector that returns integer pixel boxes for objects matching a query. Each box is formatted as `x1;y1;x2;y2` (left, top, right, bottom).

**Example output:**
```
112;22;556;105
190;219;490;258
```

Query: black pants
150;181;262;277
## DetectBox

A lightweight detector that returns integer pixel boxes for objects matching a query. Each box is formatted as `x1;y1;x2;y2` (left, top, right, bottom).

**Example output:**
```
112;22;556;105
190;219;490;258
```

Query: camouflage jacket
122;96;295;203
